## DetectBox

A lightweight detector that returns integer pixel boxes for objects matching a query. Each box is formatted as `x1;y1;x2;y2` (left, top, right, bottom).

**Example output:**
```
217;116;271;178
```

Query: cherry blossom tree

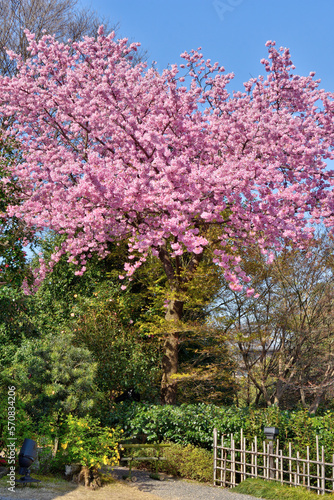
0;0;116;288
1;29;334;403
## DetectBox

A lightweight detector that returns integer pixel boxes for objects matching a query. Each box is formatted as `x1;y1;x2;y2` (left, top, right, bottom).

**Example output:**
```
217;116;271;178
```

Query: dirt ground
0;475;163;500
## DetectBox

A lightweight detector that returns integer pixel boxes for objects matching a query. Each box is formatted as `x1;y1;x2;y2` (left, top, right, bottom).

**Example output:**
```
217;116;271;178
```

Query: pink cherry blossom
0;32;333;293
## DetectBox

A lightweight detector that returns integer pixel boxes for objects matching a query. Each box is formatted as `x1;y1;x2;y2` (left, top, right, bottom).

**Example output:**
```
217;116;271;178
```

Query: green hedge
105;403;334;458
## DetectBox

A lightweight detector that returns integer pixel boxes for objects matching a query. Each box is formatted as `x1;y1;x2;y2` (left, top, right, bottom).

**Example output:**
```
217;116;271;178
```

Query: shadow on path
110;465;261;500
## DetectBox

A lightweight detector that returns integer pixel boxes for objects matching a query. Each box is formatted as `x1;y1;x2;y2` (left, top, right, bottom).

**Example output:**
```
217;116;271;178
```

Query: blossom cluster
0;30;333;292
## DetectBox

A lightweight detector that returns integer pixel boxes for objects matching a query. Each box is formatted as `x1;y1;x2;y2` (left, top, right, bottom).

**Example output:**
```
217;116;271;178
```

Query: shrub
131;442;213;482
53;414;123;471
171;444;213;482
107;402;224;448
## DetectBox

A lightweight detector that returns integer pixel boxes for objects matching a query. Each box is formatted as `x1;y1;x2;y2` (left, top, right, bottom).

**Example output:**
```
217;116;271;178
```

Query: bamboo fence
213;428;334;494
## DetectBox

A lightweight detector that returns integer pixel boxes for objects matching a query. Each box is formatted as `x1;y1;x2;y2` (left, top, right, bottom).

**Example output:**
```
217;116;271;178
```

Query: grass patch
0;474;74;492
234;478;325;499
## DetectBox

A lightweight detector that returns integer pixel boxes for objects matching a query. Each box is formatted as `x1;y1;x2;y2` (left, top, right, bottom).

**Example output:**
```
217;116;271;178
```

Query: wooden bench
119;443;171;480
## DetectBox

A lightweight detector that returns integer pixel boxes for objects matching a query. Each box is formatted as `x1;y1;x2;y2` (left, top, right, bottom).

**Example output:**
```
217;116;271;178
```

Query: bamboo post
321;446;325;494
332;454;334;492
231;434;235;487
316;435;320;494
227;437;231;486
213;428;217;486
289;442;292;486
242;438;247;481
240;429;246;482
244;435;247;481
275;439;279;481
296;451;300;486
221;435;224;486
255;436;258;478
303;461;306;487
251;441;254;478
240;428;244;482
223;448;226;487
307;446;310;490
280;449;283;485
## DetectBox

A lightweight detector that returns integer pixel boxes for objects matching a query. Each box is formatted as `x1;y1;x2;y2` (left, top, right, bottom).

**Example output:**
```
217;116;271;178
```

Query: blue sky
18;0;334;262
79;0;334;92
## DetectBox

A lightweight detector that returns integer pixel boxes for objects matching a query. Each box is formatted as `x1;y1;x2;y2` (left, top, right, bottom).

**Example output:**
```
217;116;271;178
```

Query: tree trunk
309;391;323;415
160;299;183;405
52;437;59;458
261;383;273;407
273;379;285;407
77;466;102;489
300;387;307;408
158;242;202;405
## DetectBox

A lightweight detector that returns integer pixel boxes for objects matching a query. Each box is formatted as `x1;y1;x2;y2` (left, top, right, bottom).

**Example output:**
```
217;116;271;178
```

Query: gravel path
0;467;262;500
110;466;262;500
